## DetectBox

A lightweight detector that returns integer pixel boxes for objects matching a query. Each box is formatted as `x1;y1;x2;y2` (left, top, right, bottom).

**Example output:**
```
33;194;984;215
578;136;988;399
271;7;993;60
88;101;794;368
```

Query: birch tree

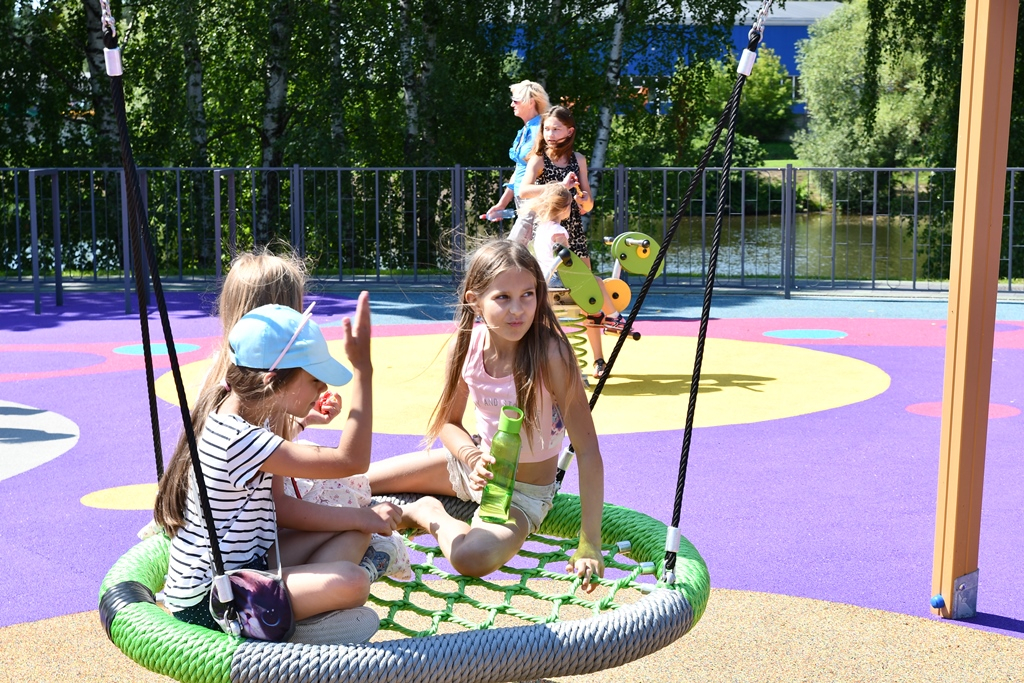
180;5;209;166
1;1;96;165
260;0;292;169
398;0;438;164
588;0;628;203
82;0;119;163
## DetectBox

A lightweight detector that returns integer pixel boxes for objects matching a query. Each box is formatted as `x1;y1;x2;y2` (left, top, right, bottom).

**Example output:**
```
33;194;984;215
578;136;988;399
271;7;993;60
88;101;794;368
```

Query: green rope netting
373;532;649;636
371;494;708;637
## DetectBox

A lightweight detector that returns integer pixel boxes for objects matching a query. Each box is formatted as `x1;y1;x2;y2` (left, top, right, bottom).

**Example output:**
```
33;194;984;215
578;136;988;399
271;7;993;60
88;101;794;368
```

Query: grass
759;141;810;168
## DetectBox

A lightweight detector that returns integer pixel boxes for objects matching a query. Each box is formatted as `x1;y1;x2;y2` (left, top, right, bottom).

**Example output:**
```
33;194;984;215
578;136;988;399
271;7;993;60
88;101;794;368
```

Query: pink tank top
461;324;565;463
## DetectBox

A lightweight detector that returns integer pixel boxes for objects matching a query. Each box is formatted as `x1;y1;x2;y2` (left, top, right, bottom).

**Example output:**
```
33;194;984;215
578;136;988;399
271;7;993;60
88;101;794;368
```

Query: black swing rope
558;3;774;582
98;0;229;580
99;0;772;592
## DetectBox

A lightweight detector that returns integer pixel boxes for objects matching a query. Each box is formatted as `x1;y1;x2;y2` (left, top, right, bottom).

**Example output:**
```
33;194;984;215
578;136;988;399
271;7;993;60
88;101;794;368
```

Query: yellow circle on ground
156;334;889;435
81;483;158;510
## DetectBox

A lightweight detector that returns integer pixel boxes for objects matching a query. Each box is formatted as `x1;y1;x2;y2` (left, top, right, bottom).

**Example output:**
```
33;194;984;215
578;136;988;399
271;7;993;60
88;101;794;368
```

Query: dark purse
207;523;294;641
209;566;294;641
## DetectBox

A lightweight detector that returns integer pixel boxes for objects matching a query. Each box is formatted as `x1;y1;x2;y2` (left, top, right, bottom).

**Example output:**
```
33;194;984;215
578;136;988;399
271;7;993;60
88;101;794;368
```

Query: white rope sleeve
737;49;757;77
665;527;681;553
104;48;123;77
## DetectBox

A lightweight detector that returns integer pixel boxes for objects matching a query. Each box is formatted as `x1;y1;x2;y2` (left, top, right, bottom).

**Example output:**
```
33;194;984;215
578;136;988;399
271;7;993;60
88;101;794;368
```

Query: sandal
603;315;627;333
592;358;607;379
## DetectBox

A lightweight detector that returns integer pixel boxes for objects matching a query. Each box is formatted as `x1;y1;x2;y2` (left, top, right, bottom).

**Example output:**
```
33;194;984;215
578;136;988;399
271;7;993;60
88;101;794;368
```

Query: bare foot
399;496;448;535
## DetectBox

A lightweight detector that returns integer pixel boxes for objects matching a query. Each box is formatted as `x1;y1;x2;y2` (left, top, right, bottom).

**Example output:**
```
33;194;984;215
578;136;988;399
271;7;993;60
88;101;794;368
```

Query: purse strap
206;481;284;607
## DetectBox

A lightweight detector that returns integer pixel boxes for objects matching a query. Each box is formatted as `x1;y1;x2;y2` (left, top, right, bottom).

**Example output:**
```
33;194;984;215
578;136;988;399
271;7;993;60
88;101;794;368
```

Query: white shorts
444;451;556;535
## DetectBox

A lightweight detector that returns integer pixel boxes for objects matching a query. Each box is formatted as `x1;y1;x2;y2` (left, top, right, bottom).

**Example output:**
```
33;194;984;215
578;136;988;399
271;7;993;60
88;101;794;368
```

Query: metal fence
3;165;1023;310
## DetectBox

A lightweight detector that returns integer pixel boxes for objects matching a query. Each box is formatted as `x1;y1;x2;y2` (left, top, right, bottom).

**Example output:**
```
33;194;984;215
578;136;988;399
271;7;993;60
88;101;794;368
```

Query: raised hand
343;291;372;372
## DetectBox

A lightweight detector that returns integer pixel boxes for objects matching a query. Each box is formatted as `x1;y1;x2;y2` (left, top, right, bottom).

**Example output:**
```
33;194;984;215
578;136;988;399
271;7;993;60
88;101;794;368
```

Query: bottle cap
498;406;524;434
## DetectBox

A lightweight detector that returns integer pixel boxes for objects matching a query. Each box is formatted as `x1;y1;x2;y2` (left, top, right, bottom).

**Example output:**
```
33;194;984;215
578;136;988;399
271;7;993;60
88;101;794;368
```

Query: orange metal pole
931;0;1017;618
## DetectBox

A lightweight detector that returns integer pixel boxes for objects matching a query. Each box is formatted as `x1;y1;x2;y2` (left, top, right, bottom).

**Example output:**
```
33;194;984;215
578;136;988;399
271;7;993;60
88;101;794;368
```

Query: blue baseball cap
228;303;353;386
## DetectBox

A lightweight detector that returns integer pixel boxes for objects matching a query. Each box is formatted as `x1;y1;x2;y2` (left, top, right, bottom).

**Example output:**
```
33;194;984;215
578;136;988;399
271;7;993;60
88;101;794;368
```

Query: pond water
591;212;936;288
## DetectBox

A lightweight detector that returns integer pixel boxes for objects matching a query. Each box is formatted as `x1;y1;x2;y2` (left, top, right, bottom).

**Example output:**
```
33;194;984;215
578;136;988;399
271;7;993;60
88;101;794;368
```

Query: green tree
0;0;109;166
1;0;746;170
703;46;795;142
792;0;934;168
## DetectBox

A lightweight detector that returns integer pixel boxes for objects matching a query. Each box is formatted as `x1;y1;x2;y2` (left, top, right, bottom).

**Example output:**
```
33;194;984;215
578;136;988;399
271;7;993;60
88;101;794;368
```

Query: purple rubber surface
1;290;1022;640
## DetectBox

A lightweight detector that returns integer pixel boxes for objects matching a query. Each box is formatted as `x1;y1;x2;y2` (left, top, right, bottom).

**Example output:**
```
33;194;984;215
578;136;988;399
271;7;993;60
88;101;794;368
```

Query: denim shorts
444;450;556;534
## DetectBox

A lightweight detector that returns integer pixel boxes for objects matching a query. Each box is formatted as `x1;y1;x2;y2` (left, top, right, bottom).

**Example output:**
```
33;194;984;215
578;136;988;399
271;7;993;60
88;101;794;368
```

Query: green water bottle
477;406;524;524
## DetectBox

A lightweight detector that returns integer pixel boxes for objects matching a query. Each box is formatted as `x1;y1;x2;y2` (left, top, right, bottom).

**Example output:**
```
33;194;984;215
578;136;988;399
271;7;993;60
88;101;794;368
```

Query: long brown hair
530;105;576;163
153;363;298;537
425;240;580;446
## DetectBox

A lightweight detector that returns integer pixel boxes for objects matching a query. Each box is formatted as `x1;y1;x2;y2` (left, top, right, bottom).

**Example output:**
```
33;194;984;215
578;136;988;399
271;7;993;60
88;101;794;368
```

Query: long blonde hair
525;184;572;223
155;246;306;537
201;247;307;397
426;240;580;445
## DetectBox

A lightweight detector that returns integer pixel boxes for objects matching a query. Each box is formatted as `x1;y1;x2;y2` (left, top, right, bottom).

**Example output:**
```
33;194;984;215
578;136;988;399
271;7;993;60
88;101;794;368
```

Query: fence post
790;164;798;295
1008;171;1015;292
89;170;97;282
342;169;350;282
739;169;747;288
14;170;22;281
50;171;63;308
291;164;304;257
227;170;237;255
213;170;222;280
374;170;381;281
616;164;627;235
831;170;838;287
871;170;879;289
782;165;791;298
29;170;40;314
412;170;419;282
453;164;465;283
175;169;183;280
139;170;150;293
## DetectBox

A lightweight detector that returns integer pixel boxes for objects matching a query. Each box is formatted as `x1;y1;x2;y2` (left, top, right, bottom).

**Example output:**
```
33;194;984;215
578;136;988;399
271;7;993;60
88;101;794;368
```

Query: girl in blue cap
154;292;399;644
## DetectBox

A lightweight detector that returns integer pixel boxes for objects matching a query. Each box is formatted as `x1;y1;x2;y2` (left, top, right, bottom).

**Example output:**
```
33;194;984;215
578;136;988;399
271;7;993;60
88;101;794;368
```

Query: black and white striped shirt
163;412;283;610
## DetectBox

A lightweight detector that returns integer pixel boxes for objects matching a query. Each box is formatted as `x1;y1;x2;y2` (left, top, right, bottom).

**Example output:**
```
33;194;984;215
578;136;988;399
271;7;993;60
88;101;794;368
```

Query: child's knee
449;541;505;577
326;563;372;605
450;552;500;578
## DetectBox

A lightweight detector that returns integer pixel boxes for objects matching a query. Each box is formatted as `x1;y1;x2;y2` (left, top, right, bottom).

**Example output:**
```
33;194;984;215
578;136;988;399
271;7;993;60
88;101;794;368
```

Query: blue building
731;1;843;115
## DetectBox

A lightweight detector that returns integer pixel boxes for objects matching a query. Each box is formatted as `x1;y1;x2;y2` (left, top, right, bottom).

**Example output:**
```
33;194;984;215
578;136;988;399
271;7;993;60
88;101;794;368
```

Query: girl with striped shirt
154;293;400;644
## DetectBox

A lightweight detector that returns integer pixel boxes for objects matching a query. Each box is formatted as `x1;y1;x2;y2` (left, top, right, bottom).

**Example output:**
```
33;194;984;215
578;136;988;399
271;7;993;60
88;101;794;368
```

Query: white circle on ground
0;399;80;482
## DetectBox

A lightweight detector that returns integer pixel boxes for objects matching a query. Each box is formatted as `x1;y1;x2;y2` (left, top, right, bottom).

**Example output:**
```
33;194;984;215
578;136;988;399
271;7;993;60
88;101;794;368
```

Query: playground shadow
969;612;1024;635
0;291;220;332
0;427;77;445
0;405;46;418
592;372;775;397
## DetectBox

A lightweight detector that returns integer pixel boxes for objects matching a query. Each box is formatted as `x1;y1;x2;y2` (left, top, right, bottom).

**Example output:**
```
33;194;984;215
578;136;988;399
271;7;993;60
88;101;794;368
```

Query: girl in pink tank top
368;240;606;591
